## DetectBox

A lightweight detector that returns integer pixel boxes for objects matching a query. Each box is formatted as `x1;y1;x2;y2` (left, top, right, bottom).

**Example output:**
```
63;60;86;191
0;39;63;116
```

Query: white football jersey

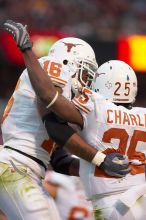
72;88;146;200
1;56;72;177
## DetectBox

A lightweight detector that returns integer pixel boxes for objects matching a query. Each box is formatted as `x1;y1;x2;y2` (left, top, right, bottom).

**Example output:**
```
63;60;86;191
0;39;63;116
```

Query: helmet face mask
77;59;98;88
92;60;138;104
48;37;98;94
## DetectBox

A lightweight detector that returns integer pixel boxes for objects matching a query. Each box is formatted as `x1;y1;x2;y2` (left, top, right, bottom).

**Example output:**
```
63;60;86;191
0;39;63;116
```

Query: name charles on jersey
107;109;146;127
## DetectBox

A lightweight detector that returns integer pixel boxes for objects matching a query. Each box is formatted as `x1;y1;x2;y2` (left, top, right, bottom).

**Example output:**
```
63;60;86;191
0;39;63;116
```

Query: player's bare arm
3;20;83;127
23;50;84;127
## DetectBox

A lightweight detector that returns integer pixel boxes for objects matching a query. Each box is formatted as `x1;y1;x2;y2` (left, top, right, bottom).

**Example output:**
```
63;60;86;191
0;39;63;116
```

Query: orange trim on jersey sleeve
72;98;91;114
50;76;67;87
1;96;14;124
1;79;21;125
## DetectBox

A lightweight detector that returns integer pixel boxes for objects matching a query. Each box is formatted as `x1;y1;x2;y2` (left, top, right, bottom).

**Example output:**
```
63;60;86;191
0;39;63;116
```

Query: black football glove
3;20;32;52
99;153;130;178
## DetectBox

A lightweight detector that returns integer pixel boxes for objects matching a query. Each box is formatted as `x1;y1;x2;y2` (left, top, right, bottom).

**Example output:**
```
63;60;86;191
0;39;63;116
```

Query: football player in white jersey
3;20;131;220
0;25;100;220
47;60;146;220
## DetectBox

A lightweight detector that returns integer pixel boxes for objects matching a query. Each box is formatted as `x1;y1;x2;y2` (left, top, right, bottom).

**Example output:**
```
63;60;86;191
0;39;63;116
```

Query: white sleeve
19;70;36;98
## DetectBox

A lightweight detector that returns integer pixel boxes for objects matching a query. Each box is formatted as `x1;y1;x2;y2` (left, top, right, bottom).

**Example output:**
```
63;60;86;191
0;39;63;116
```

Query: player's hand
99;153;130;178
3;20;32;52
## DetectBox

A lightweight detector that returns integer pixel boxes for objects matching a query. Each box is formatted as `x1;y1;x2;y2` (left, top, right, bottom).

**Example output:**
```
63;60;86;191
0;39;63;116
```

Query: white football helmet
48;37;98;93
92;60;137;104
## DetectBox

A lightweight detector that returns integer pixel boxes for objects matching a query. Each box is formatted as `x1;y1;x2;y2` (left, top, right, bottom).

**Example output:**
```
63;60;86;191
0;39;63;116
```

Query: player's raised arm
3;20;83;127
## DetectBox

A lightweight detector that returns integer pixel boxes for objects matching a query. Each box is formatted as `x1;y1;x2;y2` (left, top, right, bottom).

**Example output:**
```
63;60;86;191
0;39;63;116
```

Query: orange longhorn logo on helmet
62;42;82;52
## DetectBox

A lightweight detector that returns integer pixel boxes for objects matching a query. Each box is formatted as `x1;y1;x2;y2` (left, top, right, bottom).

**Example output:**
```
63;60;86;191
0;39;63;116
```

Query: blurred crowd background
0;0;146;133
1;0;146;40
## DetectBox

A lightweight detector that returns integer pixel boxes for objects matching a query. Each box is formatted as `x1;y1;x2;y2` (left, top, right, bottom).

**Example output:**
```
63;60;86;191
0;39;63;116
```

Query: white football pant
0;162;61;220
